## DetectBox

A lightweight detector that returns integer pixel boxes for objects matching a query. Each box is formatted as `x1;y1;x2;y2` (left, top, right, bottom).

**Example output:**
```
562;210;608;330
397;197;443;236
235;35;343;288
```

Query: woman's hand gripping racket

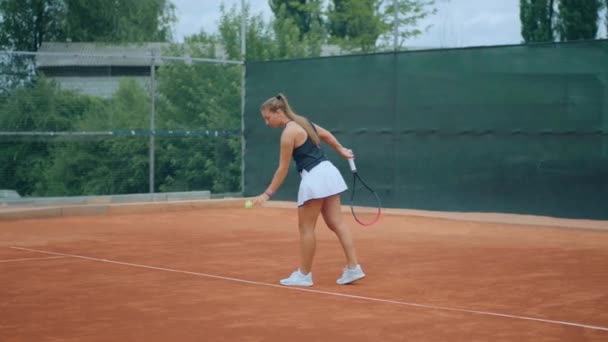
348;158;382;226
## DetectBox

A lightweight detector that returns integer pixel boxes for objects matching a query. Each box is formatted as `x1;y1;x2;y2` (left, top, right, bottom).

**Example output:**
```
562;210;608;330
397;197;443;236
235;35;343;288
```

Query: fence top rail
0;50;243;65
0;130;242;137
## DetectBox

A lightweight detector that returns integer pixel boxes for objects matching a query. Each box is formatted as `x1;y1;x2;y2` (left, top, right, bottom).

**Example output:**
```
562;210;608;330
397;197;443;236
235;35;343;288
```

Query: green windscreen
244;40;608;219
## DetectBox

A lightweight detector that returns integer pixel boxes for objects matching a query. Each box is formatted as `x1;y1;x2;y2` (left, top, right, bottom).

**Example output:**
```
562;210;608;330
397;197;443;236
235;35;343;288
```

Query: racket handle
348;158;357;172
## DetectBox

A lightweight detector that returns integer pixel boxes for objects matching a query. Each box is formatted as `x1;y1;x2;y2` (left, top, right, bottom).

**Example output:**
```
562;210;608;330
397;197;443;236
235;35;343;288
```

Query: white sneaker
336;264;365;285
280;269;313;287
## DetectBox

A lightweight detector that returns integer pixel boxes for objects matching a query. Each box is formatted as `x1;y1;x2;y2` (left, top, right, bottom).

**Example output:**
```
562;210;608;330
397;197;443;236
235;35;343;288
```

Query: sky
171;0;607;48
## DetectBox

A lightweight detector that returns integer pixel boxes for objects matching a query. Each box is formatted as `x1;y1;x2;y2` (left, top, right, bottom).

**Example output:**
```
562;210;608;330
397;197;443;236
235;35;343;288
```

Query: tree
0;0;65;51
0;53;36;94
0;0;176;51
557;0;603;41
0;0;65;94
269;0;324;37
0;0;177;95
272;3;325;57
380;0;437;49
0;75;161;196
215;3;324;61
0;76;93;195
38;79;153;196
157;21;243;192
327;0;437;52
148;2;330;194
520;0;556;43
327;0;385;52
605;0;608;37
63;0;176;43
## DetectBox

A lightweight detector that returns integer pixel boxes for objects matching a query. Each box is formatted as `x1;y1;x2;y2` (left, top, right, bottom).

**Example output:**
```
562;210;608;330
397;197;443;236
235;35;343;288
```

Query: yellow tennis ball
244;200;253;208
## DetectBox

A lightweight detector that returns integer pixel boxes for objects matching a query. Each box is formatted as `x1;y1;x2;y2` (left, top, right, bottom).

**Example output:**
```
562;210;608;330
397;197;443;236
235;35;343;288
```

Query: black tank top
291;122;327;173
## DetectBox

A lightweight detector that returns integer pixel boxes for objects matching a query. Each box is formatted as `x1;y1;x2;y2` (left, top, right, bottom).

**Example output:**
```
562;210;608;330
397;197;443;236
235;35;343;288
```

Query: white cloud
404;0;522;48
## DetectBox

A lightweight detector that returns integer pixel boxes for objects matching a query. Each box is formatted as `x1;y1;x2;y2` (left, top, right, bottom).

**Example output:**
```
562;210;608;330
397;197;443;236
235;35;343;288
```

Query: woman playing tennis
252;93;365;286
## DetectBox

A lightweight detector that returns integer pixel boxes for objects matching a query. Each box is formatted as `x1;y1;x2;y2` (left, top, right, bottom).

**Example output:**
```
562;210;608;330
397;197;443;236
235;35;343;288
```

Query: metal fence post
149;52;156;194
240;0;247;195
393;0;399;51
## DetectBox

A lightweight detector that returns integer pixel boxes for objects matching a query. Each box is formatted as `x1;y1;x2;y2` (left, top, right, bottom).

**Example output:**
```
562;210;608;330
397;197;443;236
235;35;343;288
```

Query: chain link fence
0;43;244;202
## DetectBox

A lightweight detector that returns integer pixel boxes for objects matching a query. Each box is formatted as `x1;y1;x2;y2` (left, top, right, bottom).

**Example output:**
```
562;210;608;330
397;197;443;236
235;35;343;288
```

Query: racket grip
348;158;357;172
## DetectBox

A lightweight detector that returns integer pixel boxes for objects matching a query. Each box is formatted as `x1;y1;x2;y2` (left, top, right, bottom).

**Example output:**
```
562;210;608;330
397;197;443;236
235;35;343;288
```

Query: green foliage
0;0;443;198
272;2;325;57
269;0;324;37
0;78;161;196
605;0;608;37
0;0;176;98
0;0;64;92
0;75;87;135
0;3;247;197
146;1;332;194
45;80;155;196
327;0;385;52
379;0;437;49
63;0;176;43
0;0;66;51
0;0;176;52
77;79;150;131
519;0;607;42
520;0;556;43
156;38;242;193
0;76;94;195
215;3;324;61
327;0;437;52
557;0;603;41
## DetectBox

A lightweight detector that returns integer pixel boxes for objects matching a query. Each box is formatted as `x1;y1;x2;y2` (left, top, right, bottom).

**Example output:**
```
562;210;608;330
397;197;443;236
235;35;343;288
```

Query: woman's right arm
315;124;354;160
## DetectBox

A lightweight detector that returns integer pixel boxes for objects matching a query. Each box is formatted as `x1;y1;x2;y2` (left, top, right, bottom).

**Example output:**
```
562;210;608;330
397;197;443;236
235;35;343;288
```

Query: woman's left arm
253;128;295;205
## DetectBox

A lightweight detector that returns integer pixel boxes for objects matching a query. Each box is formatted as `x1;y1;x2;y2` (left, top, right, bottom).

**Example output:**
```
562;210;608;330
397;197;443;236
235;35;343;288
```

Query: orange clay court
1;200;607;342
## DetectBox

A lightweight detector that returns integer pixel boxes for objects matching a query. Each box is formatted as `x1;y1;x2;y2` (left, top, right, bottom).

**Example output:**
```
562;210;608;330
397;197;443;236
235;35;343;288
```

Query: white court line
0;256;65;263
10;246;608;333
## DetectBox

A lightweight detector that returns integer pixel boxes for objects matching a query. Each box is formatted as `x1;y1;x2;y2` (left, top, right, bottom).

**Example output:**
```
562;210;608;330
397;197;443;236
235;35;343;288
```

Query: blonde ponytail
260;93;321;145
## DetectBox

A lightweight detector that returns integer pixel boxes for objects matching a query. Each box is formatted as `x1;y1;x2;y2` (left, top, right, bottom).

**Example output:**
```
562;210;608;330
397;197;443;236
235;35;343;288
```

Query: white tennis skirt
297;160;348;206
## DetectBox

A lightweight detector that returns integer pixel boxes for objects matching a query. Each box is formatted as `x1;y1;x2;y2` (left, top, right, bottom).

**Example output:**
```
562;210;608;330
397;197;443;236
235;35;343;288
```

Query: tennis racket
348;158;382;226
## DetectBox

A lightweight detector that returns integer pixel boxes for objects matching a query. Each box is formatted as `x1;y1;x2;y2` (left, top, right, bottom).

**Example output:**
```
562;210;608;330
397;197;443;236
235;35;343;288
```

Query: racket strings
350;172;382;226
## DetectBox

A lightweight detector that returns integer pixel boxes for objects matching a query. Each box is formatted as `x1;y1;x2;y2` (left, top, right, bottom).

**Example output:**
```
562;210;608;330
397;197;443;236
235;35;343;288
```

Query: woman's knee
324;217;341;232
298;223;317;234
322;211;342;232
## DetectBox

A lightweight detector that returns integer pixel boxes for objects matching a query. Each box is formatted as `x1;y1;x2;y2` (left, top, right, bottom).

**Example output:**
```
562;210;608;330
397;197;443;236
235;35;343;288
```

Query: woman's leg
297;198;324;274
321;194;358;268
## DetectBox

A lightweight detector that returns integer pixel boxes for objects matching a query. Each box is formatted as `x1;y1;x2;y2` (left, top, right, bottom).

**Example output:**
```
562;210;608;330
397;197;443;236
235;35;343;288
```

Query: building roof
37;42;166;67
35;42;438;68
